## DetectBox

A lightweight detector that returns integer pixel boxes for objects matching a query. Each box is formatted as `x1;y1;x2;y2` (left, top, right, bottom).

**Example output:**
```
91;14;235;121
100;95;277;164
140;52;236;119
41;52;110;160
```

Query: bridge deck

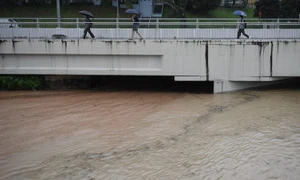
0;38;299;92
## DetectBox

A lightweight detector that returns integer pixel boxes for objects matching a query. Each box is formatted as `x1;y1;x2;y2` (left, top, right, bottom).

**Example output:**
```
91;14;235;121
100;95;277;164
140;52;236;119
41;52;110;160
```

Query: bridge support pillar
213;80;281;93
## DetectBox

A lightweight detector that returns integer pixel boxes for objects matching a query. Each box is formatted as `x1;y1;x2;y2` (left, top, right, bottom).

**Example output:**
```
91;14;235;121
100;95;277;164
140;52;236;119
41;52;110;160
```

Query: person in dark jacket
82;15;95;39
130;14;143;40
237;15;250;39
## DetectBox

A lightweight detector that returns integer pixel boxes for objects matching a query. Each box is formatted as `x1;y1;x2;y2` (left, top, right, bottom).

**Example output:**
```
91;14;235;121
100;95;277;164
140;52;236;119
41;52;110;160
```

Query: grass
162;6;255;18
157;6;255;28
0;3;255;19
208;7;255;18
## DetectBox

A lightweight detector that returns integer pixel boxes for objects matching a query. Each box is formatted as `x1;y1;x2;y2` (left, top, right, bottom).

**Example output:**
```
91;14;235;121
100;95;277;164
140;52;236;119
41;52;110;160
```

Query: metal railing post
76;18;79;28
156;18;159;39
196;18;199;29
116;17;119;29
56;0;61;28
116;18;119;39
37;18;39;28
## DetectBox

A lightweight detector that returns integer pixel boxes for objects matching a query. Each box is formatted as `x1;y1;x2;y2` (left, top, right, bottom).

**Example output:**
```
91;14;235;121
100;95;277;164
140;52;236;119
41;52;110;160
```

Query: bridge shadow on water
90;77;300;93
90;76;213;93
249;78;300;91
41;75;300;93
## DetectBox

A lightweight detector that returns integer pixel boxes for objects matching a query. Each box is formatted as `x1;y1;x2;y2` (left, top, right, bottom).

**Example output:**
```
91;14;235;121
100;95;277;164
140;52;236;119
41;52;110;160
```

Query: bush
254;0;280;18
0;75;47;90
186;0;221;15
281;0;300;18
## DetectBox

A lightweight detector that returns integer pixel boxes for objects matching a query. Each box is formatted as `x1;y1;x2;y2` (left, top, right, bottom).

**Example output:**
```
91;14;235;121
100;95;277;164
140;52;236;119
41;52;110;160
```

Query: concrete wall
273;41;300;77
0;39;206;77
0;39;299;92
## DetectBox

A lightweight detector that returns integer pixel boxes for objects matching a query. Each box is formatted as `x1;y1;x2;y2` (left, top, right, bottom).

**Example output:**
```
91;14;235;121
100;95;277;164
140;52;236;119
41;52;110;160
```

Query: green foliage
186;0;222;15
223;0;247;8
0;0;52;5
0;3;125;18
0;76;47;90
208;7;255;18
164;0;186;18
280;0;300;18
0;1;256;18
254;0;280;18
126;0;132;8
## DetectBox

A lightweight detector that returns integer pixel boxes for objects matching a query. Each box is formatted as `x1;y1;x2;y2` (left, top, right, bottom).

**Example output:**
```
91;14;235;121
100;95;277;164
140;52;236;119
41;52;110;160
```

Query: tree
280;0;300;18
0;0;16;5
254;0;280;18
186;0;221;15
164;0;189;17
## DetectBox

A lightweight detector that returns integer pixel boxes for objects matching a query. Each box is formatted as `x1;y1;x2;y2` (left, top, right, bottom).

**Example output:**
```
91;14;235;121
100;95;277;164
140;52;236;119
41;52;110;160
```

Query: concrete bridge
0;38;299;93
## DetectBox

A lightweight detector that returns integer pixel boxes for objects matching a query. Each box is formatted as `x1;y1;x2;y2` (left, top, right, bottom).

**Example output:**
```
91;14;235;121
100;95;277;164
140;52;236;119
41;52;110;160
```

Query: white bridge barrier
1;28;300;39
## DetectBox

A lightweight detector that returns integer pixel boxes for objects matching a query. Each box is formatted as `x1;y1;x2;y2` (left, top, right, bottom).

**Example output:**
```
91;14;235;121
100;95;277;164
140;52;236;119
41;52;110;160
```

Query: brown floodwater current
0;84;300;179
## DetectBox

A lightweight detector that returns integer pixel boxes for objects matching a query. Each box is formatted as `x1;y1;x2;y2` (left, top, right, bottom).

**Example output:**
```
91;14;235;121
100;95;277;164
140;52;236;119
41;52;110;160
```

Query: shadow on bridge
90;76;213;93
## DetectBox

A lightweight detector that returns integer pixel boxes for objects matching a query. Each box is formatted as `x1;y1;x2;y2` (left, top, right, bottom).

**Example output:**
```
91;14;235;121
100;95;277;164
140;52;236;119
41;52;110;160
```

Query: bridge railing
1;17;300;28
1;18;300;39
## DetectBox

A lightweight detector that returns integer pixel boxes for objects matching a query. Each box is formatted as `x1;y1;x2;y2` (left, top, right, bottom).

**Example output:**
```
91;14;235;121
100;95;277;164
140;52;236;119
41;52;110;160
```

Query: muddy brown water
0;85;300;179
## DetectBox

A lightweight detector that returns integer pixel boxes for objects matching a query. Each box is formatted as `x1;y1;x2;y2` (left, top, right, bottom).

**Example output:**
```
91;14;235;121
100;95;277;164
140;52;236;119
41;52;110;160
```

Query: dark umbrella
125;9;139;15
233;10;247;17
79;10;94;18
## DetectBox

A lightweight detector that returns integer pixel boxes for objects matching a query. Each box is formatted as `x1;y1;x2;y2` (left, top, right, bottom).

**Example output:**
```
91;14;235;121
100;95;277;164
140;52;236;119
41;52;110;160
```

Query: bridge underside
0;39;299;93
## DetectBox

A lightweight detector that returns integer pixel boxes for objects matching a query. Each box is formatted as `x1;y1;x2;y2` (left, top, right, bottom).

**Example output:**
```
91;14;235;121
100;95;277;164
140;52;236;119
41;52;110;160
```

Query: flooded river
0;83;300;179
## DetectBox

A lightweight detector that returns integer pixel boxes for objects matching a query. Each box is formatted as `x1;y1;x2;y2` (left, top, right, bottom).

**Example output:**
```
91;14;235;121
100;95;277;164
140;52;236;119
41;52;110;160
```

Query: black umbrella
79;10;94;18
125;9;139;15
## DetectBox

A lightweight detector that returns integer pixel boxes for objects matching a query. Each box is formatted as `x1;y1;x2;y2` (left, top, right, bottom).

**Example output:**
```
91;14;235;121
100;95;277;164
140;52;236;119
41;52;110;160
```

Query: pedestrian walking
82;15;95;39
237;15;249;39
259;11;262;19
130;14;143;40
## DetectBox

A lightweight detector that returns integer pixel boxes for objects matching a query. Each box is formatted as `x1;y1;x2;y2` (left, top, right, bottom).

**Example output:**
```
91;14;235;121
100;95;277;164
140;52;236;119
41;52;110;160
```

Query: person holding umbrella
233;10;250;39
126;9;143;40
79;10;95;39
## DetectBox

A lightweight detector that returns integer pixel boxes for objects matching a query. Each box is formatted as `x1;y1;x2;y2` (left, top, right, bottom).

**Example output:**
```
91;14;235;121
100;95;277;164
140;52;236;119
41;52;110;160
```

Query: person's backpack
239;18;247;29
240;19;247;28
86;18;93;28
88;19;93;28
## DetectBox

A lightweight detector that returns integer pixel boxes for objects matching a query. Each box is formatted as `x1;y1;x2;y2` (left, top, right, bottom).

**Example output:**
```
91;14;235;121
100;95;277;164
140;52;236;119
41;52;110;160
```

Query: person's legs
87;28;95;38
135;28;143;39
136;31;143;39
83;28;88;39
237;29;242;39
130;29;134;39
241;29;249;38
131;25;142;39
130;25;137;39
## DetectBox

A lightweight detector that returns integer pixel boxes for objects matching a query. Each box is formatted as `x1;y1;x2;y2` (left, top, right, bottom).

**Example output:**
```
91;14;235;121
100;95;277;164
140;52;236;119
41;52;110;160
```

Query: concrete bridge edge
213;80;287;93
